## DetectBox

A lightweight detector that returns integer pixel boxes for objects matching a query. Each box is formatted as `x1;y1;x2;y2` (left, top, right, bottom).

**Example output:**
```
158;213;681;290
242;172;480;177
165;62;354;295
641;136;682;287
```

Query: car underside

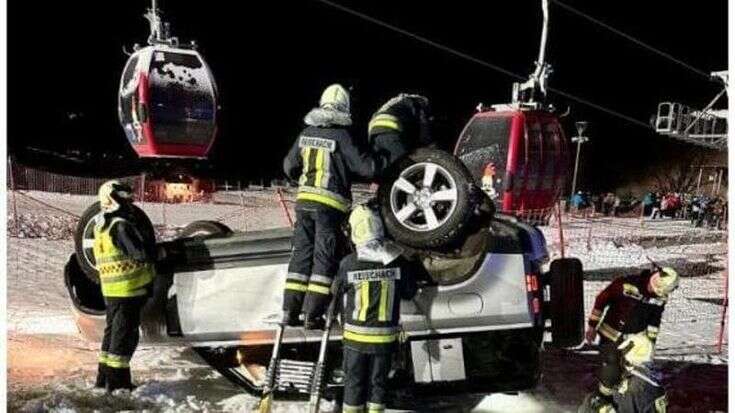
65;211;583;396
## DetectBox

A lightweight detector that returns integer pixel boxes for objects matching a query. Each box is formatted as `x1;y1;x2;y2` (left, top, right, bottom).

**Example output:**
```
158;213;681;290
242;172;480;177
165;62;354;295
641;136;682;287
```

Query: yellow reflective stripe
369;119;401;131
307;283;331;295
367;402;385;413
302;147;311;176
100;267;154;297
321;149;332;189
343;404;365;413
314;148;325;188
98;352;108;363
597;323;622;341
599;382;615;396
105;354;130;369
296;192;349;212
372;114;400;123
343;330;397;344
359;281;370;321
378;280;389;322
95;254;127;264
285;282;308;292
100;268;146;283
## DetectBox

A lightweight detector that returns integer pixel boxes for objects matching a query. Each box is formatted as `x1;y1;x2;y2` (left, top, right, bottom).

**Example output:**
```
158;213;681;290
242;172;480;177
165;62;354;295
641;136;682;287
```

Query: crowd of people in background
569;190;727;230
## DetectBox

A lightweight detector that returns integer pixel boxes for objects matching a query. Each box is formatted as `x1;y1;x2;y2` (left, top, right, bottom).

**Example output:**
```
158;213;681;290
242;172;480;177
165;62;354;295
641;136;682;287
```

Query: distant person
571;191;584;210
282;84;386;329
368;93;432;169
602;193;615;216
332;205;425;413
612;195;621;217
580;265;679;413
642;192;656;217
93;180;156;391
650;196;664;220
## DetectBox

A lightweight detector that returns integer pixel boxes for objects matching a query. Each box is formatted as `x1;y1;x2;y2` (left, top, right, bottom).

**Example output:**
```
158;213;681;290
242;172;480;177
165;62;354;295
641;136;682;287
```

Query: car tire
549;257;584;348
73;201;156;284
378;148;478;249
178;220;233;239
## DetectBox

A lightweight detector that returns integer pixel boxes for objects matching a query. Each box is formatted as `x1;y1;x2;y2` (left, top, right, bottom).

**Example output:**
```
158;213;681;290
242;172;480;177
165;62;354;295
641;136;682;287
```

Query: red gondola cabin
455;107;569;214
118;45;218;159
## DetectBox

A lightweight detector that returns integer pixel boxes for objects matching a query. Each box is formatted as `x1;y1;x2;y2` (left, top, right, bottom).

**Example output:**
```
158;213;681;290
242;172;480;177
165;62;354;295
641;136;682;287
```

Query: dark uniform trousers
598;337;624;391
100;295;147;389
342;347;391;412
283;203;345;321
614;373;667;413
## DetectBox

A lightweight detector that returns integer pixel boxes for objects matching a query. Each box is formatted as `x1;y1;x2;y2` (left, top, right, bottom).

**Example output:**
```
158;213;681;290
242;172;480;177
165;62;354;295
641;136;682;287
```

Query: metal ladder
260;295;337;413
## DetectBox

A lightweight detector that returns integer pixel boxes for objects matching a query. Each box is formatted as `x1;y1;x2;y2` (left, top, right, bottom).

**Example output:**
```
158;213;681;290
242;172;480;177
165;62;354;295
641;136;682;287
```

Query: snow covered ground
6;190;728;412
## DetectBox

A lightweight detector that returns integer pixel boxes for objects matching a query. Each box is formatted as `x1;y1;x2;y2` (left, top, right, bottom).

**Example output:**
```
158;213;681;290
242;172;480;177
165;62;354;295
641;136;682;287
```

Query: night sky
7;0;728;190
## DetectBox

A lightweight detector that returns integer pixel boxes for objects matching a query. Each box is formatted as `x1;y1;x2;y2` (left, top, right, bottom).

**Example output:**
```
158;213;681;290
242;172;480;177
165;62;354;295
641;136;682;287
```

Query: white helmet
319;84;350;114
98;180;133;213
349;204;384;246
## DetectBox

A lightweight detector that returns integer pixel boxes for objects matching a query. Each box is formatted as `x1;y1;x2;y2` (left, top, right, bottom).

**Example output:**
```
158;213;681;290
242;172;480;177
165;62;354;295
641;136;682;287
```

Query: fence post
8;156;19;234
140;173;146;202
161;200;167;229
556;200;565;259
276;188;294;228
239;193;247;232
717;264;729;353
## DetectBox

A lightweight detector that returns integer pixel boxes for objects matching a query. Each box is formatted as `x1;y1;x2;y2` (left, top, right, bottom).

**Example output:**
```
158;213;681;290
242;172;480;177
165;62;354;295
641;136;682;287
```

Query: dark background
7;0;728;190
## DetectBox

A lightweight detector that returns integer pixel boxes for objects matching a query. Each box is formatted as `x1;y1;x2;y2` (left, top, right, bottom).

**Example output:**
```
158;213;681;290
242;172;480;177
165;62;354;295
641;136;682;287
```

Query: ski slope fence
6;163;729;355
543;203;728;355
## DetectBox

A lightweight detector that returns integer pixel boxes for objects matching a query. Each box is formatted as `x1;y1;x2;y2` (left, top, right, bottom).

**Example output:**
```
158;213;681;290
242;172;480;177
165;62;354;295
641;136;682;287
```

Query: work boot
304;316;325;330
282;310;301;327
94;363;107;389
106;367;135;392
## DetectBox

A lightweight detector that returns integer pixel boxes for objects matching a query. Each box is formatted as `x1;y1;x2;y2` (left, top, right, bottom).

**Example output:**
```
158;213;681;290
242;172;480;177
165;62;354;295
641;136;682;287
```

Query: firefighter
580;265;679;413
282;84;386;329
332;204;426;413
93;180;156;391
368;93;432;169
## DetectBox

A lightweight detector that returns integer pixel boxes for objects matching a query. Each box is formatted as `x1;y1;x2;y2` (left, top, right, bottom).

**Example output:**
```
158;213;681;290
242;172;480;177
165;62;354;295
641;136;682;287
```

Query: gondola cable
550;0;713;82
312;0;652;129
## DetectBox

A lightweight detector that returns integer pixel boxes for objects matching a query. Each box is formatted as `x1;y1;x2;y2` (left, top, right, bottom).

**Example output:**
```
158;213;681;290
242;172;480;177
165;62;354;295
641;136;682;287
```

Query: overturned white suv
65;195;584;399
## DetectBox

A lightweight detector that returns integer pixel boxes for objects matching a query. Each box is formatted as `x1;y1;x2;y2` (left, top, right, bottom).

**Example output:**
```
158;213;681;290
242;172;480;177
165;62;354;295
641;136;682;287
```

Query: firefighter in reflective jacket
368;93;432;168
283;84;386;328
93;180;156;391
580;266;679;413
332;205;426;413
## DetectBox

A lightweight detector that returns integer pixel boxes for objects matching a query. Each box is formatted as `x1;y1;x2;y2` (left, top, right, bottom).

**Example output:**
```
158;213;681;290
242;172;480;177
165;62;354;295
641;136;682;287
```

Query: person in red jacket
581;265;679;413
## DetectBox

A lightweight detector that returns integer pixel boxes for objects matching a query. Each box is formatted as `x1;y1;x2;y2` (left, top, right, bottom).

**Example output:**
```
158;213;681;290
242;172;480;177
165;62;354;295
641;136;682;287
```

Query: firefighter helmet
98;180;134;213
349;204;384;246
319;84;350;114
649;267;679;297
